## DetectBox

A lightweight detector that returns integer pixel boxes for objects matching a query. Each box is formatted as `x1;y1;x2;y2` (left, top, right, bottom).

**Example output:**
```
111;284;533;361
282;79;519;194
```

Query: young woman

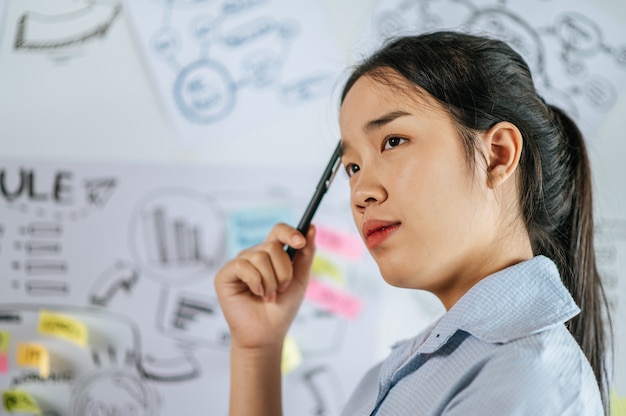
214;31;611;415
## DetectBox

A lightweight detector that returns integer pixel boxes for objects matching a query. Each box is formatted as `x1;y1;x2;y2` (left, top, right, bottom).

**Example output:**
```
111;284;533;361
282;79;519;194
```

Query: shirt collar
417;255;580;353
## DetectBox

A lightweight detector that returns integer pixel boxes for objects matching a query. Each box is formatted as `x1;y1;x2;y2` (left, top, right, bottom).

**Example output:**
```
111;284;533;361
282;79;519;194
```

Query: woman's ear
482;122;523;189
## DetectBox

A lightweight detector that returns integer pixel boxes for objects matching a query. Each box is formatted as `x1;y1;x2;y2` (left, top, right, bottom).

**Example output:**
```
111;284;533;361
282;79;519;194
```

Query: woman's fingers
221;223;306;300
216;222;317;305
246;245;286;301
231;257;266;297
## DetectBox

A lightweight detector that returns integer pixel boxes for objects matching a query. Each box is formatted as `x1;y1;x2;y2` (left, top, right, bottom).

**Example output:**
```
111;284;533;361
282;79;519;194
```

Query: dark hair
341;31;611;410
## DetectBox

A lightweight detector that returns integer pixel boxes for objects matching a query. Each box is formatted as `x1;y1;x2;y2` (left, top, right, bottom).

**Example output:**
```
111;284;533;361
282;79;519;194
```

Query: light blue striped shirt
341;256;603;415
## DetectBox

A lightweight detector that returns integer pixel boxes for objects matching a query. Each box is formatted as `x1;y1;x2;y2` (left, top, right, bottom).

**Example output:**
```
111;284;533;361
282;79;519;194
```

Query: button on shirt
340;256;603;415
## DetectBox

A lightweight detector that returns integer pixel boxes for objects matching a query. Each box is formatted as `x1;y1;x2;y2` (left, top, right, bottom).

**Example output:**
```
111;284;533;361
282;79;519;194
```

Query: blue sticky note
227;206;293;257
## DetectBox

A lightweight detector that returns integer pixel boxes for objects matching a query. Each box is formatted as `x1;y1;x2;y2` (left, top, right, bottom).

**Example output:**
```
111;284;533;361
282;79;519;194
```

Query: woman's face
339;74;503;309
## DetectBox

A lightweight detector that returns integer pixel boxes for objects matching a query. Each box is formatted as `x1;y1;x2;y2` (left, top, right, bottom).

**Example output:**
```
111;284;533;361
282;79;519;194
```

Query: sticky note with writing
2;390;42;414
38;310;87;347
0;354;8;374
305;278;362;320
17;344;50;379
311;255;344;284
315;226;364;261
281;335;302;374
227;206;293;257
0;331;9;351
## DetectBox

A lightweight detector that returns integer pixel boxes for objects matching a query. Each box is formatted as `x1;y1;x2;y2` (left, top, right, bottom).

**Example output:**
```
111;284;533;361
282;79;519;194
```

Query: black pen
286;142;342;260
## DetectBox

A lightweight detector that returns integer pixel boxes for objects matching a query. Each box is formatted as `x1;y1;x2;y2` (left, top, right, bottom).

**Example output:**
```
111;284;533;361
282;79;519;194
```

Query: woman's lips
362;220;401;249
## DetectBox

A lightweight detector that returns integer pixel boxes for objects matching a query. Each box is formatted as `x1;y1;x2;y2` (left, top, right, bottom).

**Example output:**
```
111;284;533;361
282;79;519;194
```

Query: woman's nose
351;170;387;212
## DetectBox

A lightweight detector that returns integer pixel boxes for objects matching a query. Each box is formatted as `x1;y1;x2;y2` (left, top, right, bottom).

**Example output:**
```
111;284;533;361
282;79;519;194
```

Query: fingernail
278;282;290;292
265;292;276;302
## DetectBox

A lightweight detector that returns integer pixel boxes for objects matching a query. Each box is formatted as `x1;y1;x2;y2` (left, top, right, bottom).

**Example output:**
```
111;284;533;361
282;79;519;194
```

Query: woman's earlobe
484;122;523;188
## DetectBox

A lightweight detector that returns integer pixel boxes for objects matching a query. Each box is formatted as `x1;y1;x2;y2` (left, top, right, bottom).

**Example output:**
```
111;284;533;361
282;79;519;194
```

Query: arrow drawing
89;261;140;306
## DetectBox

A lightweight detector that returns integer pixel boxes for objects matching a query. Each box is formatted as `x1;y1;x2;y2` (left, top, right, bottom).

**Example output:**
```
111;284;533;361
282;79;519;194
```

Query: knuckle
248;249;269;264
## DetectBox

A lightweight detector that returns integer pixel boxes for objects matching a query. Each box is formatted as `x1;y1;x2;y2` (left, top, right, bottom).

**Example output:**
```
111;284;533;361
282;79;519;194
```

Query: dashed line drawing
367;0;626;137
24;259;67;275
20;222;63;238
13;2;121;52
25;280;69;296
24;241;62;256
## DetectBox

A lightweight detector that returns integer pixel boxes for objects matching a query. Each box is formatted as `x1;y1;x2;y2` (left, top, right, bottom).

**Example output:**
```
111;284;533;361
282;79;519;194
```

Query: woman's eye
383;136;407;150
344;163;360;177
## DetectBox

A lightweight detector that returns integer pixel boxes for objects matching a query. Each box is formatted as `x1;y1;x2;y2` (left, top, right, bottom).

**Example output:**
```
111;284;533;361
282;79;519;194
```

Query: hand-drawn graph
124;0;343;141
365;0;626;139
128;189;226;284
157;287;231;350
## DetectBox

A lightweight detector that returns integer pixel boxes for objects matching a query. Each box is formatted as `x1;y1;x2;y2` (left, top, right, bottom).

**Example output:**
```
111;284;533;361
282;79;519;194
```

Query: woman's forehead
339;74;451;130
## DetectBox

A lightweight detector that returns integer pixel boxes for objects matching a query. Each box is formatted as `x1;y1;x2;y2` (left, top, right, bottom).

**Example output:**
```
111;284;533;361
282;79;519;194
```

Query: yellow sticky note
17;344;50;379
2;390;41;414
38;310;87;347
281;336;302;375
311;256;344;284
0;331;10;351
612;390;626;416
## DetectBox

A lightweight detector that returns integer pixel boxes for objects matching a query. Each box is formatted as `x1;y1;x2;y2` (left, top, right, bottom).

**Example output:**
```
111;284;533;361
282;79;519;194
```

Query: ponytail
533;105;612;407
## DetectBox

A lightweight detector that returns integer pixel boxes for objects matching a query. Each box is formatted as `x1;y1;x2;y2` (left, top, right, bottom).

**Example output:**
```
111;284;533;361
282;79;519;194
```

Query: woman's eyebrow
363;110;411;132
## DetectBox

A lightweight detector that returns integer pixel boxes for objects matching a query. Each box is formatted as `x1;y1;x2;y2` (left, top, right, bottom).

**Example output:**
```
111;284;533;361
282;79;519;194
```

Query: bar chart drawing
129;189;226;284
157;288;230;350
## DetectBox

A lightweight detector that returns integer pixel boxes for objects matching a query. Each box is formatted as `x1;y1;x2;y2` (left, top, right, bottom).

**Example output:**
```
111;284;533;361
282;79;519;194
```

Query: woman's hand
214;223;316;350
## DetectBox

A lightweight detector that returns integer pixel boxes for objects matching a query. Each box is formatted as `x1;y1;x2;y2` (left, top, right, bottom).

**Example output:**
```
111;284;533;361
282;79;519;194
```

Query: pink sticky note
315;226;365;261
0;353;8;374
305;278;362;320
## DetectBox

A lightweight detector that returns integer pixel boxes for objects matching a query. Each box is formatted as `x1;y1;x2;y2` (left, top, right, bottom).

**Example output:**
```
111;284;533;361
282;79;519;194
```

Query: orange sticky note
38;310;87;347
17;344;50;379
305;278;362;320
2;390;41;414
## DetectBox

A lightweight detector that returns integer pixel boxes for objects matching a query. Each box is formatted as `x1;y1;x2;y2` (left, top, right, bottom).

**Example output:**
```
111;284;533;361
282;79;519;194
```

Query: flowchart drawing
364;0;626;139
124;0;343;142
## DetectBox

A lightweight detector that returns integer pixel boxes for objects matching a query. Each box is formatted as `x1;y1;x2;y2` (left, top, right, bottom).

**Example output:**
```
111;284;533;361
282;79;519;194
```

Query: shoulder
443;325;603;415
